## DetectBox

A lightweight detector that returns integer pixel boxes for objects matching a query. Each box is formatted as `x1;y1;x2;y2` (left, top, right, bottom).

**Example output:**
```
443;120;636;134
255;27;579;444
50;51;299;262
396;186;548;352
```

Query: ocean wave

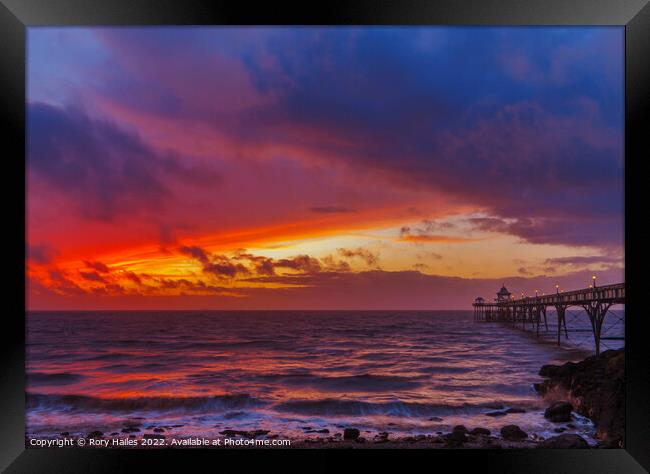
26;393;265;412
27;372;86;386
241;372;425;392
273;399;494;417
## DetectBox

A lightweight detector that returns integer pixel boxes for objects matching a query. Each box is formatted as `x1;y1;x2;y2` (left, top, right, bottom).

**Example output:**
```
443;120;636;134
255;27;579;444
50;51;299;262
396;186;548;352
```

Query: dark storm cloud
27;103;219;221
32;27;624;249
83;260;111;273
27;244;58;264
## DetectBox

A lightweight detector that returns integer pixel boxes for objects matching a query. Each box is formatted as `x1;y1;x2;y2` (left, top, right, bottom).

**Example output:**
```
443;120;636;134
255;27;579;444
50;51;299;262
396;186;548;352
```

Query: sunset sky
26;27;624;310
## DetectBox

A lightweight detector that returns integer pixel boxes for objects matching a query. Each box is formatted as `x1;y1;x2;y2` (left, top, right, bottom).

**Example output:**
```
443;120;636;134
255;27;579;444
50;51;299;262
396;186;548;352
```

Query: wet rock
500;425;528;441
60;432;69;437
219;429;269;438
87;431;103;438
428;416;443;422
469;427;491;436
554;427;567;433
316;429;330;434
356;437;366;443
153;428;165;433
128;435;136;439
373;432;390;443
544;401;573;422
485;410;507;417
596;438;622;449
121;427;140;433
536;349;624;445
485;403;505;410
110;432;119;436
444;426;469;446
505;407;526;414
343;428;360;440
143;433;165;440
538;434;589;449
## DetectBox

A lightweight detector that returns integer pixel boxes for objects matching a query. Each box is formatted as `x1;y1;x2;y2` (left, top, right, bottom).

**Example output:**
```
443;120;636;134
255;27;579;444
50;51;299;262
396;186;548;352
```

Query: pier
473;282;625;356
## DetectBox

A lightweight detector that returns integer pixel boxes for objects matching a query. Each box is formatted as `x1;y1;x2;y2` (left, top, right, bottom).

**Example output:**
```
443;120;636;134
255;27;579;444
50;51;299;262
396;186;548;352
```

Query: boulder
538;434;589;449
469;427;491;436
544;401;573;422
444;430;468;446
485;410;507;417
505;407;526;414
343;428;360;440
500;425;528;441
86;431;103;438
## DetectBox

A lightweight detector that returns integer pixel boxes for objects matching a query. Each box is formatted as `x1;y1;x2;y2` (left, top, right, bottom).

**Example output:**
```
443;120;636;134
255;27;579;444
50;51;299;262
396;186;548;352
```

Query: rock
470;427;491;436
121;427;140;433
500;425;528;440
87;431;103;438
538;434;589;449
110;432;119;436
428;416;443;422
596;438;622;449
444;430;468;446
143;433;165;440
60;432;69;437
128;435;136;439
544;401;573;422
443;427;469;446
219;429;269;438
356;437;366;443
505;407;526;414
554;427;567;433
343;428;360;440
485;403;505;410
316;429;330;434
153;428;165;433
537;349;624;445
486;410;507;417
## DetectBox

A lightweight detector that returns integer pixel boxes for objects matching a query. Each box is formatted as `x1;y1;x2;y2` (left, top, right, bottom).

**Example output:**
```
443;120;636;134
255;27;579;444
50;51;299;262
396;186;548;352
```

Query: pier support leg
555;305;567;346
584;302;613;356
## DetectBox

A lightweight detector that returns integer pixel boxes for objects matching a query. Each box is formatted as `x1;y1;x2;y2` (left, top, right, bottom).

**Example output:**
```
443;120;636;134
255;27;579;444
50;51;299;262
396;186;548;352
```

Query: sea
26;310;624;444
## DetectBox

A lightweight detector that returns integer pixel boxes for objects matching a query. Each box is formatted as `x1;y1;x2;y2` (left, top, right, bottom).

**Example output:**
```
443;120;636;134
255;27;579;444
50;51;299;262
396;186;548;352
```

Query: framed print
1;0;649;472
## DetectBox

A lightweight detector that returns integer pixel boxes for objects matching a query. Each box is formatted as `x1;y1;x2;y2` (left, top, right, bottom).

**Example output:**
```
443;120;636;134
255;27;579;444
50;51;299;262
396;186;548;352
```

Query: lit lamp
555;284;559;294
592;275;597;288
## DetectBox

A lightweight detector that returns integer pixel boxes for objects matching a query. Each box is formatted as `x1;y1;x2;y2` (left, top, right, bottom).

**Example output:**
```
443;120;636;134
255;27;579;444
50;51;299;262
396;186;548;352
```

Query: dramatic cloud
26;27;624;310
28;103;219;221
83;260;111;273
27;244;57;265
337;247;379;266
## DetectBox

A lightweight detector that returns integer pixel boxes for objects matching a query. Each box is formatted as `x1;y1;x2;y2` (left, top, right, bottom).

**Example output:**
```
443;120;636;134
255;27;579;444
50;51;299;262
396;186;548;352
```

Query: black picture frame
1;0;648;472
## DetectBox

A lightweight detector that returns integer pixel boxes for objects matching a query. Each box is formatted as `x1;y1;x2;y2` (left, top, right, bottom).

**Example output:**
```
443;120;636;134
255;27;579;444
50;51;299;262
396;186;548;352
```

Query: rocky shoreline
535;348;624;448
27;350;624;449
